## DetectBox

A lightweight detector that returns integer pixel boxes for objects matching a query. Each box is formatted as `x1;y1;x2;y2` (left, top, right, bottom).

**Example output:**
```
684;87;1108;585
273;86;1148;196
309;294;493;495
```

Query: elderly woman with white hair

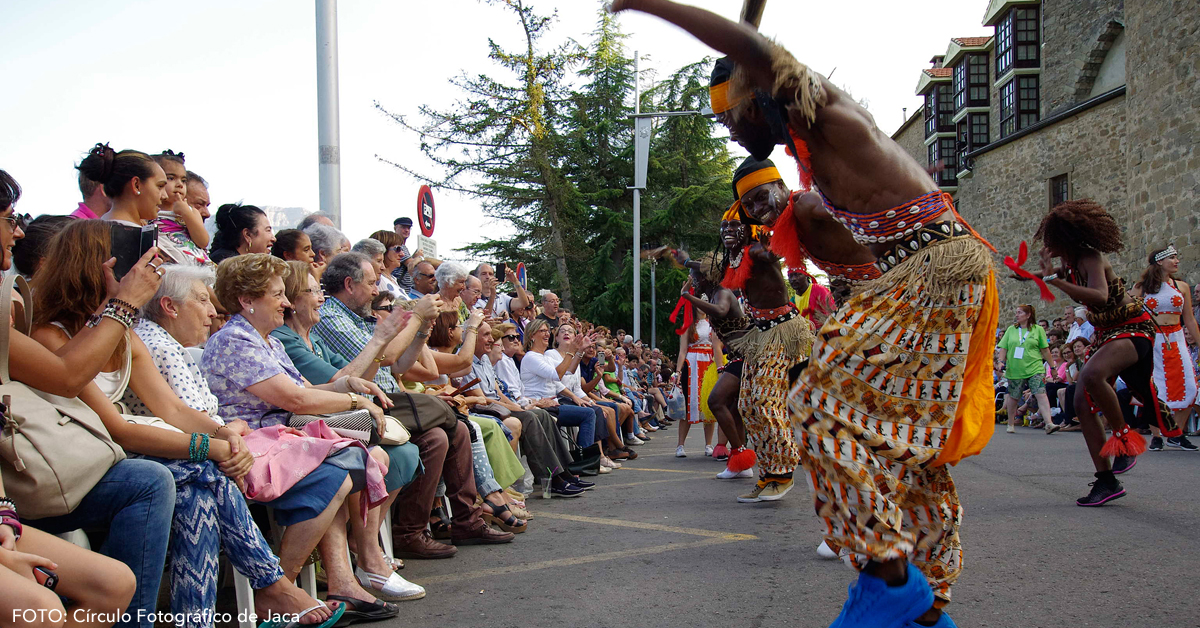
132;264;417;624
303;223;344;279
49;263;345;628
435;261;471;322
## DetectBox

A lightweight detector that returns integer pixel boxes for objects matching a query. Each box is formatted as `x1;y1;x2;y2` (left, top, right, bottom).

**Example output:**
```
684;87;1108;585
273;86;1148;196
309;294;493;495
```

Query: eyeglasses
390;246;405;253
374;304;394;312
501;334;519;341
415;272;434;279
1;213;30;231
301;288;325;297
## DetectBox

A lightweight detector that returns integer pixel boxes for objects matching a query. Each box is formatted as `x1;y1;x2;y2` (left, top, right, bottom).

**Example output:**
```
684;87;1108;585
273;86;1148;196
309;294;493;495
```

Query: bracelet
373;353;386;363
101;311;132;329
415;330;429;340
110;298;138;314
1042;273;1059;282
188;433;210;462
348;393;359;411
465;326;479;334
0;497;17;514
0;515;21;541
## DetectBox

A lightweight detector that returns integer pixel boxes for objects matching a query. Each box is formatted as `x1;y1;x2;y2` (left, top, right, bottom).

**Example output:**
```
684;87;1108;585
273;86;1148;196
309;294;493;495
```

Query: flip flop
260;601;345;628
326;595;400;626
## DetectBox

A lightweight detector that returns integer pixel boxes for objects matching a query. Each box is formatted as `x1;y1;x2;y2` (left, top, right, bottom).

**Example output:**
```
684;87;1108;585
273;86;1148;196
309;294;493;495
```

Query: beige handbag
0;276;126;519
379;416;410;446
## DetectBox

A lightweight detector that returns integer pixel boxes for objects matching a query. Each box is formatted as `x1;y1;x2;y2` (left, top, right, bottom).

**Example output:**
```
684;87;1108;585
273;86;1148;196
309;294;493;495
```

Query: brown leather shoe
393;530;458;559
451;523;515;546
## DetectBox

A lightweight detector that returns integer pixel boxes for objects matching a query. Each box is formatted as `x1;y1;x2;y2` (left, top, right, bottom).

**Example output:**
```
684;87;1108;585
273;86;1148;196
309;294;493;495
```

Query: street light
628;51;711;343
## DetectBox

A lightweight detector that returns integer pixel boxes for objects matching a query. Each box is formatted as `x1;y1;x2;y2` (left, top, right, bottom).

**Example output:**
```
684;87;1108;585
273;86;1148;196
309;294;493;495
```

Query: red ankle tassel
727;447;757;473
1100;426;1147;458
711;444;728;459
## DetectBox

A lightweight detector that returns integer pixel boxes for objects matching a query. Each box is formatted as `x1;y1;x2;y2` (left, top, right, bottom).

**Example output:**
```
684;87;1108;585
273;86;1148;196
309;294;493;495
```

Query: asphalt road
377;424;1200;628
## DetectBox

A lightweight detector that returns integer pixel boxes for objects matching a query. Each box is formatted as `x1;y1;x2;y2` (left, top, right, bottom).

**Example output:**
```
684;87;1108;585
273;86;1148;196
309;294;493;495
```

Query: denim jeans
595;400;626;436
27;459;176;628
550;404;596;446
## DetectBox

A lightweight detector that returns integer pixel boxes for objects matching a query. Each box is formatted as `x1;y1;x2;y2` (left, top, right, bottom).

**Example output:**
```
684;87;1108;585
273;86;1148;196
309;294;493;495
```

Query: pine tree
375;0;583;309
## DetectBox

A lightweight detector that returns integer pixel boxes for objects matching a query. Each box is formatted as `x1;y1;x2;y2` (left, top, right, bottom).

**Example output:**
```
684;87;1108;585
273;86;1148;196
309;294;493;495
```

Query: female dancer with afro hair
1030;200;1180;507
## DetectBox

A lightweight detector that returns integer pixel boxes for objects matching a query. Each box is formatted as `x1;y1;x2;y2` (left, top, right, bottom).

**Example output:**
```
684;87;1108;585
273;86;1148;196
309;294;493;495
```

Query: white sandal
354;567;426;601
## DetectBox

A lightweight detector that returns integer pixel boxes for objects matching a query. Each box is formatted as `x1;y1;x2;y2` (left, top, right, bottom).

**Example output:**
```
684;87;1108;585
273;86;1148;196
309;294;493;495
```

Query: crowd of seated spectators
0;145;685;628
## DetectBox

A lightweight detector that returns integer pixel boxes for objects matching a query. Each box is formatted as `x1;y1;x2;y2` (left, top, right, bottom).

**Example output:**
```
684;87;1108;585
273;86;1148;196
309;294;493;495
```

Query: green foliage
377;1;734;352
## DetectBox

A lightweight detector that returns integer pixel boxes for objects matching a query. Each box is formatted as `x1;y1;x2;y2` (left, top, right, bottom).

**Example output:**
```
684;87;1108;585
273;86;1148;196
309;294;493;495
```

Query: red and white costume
684;319;714;424
1144;280;1198;410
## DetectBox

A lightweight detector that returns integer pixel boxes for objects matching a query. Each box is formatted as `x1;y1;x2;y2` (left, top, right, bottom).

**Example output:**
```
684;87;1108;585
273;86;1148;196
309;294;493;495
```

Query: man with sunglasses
408;260;438;301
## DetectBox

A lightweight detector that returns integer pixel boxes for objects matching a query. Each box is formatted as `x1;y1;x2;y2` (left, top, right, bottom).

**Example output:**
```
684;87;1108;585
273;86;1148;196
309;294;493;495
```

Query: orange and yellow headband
734;166;783;199
721;201;765;239
709;81;747;115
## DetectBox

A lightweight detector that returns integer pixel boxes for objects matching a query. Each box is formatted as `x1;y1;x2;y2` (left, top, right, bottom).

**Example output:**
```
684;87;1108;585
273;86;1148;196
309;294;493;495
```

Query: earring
136;191;141;196
249;307;255;314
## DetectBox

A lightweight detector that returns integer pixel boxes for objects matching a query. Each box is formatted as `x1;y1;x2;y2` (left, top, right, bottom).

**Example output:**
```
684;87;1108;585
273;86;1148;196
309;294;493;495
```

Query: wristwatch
1042;273;1059;282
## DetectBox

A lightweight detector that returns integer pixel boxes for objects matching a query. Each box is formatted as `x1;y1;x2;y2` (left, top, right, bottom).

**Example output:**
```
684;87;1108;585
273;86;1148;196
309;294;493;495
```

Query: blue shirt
310;297;400;394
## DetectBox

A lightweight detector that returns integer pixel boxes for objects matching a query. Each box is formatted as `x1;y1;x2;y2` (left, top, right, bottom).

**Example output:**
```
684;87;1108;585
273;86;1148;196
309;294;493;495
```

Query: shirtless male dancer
678;158;815;504
612;3;1000;627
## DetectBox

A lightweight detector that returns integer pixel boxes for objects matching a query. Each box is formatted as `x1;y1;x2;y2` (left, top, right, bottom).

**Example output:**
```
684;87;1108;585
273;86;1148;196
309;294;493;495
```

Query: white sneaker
625;436;645;446
716;467;754;479
601;456;621;469
704;445;714;457
597;464;612;474
816;540;839;560
355;566;426;601
675;446;686;458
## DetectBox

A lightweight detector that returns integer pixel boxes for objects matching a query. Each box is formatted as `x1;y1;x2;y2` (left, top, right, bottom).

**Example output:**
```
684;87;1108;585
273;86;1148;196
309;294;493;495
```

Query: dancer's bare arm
610;0;853;132
1040;248;1109;308
612;0;774;84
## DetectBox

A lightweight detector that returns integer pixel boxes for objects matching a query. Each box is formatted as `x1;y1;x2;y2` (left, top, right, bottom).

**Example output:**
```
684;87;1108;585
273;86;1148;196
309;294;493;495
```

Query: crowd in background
0;145;701;628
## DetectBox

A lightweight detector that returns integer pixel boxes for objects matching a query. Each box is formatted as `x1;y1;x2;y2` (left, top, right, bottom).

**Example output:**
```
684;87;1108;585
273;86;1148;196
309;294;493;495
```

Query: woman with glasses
369;230;407;300
273;261;413;386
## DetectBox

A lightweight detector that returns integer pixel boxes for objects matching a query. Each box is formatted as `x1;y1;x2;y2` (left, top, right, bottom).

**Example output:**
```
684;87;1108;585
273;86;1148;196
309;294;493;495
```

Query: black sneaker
1148;436;1164;451
1076;478;1126;507
570;479;595;490
1112;455;1136;475
1167;436;1199;451
550;483;585;498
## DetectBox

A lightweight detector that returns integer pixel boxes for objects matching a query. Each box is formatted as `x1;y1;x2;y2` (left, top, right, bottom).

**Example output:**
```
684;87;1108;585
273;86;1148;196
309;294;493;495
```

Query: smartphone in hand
34;567;58;591
111;223;159;280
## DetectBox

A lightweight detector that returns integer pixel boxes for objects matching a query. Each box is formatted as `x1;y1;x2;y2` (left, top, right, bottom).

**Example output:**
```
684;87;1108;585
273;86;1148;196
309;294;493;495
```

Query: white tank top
1144;280;1184;316
50;322;129;399
691;319;712;346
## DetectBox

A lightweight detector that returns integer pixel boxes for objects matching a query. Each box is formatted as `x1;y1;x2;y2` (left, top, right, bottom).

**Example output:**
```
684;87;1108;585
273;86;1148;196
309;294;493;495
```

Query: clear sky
0;0;989;262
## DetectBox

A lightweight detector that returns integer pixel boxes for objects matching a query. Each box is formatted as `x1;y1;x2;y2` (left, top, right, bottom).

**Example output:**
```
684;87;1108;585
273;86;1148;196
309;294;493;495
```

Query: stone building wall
954;96;1128;309
1124;0;1200;286
891;110;926;166
1040;0;1125;116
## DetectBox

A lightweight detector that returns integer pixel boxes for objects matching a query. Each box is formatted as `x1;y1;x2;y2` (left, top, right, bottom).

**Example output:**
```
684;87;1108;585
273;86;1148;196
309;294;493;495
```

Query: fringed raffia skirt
730;304;815;478
787;232;999;605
